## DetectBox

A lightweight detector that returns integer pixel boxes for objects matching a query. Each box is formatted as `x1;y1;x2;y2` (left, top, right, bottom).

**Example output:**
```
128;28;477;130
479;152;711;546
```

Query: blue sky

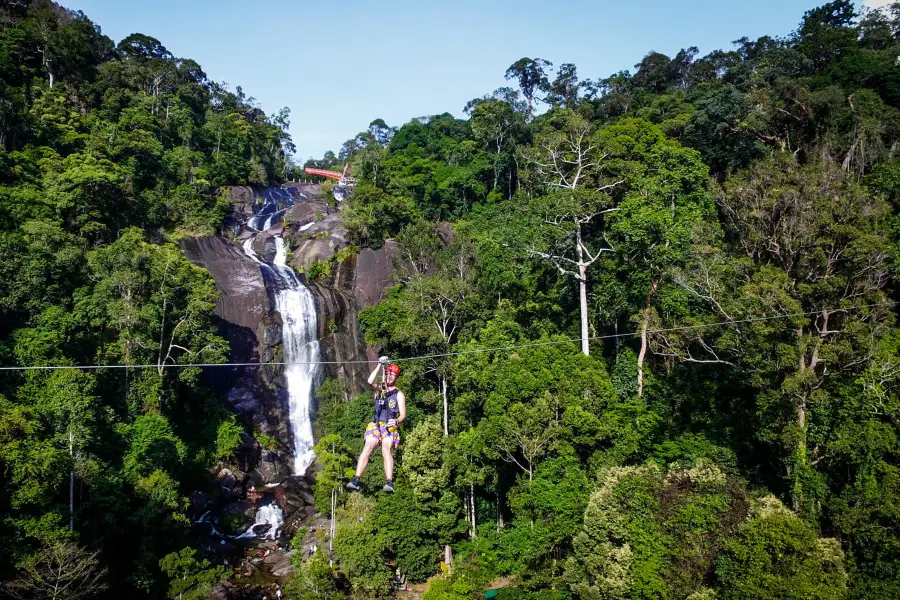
69;0;867;162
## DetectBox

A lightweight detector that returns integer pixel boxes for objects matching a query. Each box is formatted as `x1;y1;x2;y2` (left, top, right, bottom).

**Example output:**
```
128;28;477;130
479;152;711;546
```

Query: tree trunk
442;375;449;436
69;430;74;530
528;465;534;529
330;488;336;566
576;224;590;356
470;482;476;538
636;279;659;398
444;545;453;573
792;327;809;512
614;316;620;362
464;493;470;535
41;49;54;89
637;318;648;397
792;398;808;512
579;264;589;356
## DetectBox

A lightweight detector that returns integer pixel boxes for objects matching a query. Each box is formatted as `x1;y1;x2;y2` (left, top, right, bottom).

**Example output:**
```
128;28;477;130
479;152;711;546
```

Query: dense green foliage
307;2;900;598
5;0;900;599
0;1;293;597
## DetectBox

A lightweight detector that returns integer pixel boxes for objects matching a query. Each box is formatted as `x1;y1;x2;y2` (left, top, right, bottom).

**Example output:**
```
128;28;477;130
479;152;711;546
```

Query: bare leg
381;437;394;481
355;437;380;477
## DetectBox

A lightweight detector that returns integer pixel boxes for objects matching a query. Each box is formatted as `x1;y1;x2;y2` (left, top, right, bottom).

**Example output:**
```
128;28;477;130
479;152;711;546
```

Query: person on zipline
346;357;406;493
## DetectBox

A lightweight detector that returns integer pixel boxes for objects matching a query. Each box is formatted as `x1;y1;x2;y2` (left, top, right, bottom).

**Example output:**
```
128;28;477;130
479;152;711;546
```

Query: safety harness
372;386;401;424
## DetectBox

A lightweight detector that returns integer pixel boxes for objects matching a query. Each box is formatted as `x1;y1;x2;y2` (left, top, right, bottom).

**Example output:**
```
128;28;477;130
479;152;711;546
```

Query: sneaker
383;480;395;493
346;477;360;491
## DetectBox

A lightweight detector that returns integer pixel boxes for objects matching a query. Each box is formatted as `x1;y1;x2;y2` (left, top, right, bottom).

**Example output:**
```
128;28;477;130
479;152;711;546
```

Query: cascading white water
263;209;286;231
234;502;284;540
271;236;321;474
255;503;284;540
242;237;259;261
241;197;321;475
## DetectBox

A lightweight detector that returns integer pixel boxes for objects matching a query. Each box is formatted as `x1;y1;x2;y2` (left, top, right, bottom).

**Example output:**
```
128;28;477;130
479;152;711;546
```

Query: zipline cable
0;301;894;372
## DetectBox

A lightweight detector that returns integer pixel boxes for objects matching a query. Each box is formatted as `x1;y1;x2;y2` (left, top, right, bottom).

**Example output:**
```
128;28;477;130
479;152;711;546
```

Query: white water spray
271;236;321;474
234;502;284;540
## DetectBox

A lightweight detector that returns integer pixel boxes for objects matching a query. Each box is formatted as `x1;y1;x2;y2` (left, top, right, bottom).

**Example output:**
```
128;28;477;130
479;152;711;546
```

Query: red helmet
386;363;401;375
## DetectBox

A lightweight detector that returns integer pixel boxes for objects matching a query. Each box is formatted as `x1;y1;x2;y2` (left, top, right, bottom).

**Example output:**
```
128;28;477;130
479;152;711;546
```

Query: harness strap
373;388;400;423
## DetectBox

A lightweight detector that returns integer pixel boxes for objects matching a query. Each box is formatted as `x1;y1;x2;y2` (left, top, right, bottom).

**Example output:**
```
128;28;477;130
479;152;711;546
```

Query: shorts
364;421;400;447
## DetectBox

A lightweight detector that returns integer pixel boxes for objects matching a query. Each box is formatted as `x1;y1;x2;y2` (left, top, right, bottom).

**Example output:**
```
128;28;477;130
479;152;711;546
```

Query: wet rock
200;536;237;554
300;240;400;394
211;584;233;600
228;386;262;415
263;322;282;348
295;236;341;267
271;560;295;578
262;550;286;565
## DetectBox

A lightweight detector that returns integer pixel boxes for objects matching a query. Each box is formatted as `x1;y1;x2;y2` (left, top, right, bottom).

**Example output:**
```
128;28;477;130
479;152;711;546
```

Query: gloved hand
379;356;389;365
386;419;397;427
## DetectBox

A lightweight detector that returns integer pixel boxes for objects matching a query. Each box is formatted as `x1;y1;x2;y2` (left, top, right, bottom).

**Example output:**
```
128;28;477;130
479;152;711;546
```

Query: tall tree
546;63;580;109
470;99;524;193
505;57;553;122
3;541;108;600
526;110;623;356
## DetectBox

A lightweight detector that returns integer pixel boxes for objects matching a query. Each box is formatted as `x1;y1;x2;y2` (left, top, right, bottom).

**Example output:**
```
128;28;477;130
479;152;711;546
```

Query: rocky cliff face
277;185;399;395
181;183;398;477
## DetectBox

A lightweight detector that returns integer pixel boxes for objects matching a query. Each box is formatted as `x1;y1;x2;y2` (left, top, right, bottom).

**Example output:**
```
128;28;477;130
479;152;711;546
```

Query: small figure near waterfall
346;357;406;493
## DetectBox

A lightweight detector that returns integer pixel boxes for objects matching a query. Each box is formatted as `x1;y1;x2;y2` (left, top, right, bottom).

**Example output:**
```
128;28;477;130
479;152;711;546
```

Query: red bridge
304;163;354;185
303;168;343;180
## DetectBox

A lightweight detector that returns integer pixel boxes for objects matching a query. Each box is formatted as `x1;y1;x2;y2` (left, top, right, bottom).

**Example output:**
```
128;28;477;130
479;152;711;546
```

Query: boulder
252;449;293;485
271;556;295;578
221;499;255;536
274;475;316;513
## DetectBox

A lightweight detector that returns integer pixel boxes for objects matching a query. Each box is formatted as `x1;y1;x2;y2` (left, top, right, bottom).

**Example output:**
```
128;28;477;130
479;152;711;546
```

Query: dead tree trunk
441;375;449;437
69;430;74;530
637;279;660;398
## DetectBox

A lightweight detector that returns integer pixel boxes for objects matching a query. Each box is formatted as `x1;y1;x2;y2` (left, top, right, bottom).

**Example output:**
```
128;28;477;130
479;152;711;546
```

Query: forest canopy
2;1;900;599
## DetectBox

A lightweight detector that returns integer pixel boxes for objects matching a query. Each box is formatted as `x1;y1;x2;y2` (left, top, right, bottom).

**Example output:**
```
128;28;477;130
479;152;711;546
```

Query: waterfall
255;503;284;540
263;209;286;231
271;236;321;474
242;237;259;261
242;193;321;475
234;502;284;540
